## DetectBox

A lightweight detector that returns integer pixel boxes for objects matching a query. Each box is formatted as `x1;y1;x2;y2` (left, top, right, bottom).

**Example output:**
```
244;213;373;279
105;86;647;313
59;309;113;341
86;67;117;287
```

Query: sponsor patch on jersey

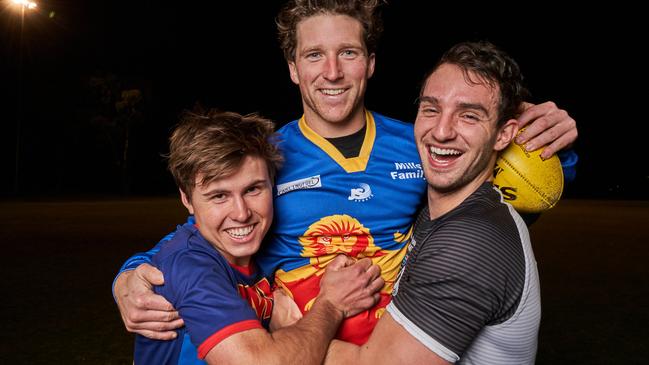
276;175;322;196
348;183;373;202
390;161;424;180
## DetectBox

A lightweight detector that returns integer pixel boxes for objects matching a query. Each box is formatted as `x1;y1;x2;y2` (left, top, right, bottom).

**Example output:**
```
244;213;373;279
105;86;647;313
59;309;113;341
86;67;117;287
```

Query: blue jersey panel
135;223;272;364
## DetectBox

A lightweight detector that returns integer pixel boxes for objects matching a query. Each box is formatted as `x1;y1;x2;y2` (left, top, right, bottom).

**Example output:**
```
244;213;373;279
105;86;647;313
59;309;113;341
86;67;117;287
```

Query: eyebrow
300;42;364;54
418;96;438;105
457;102;490;116
418;96;490;116
201;179;269;197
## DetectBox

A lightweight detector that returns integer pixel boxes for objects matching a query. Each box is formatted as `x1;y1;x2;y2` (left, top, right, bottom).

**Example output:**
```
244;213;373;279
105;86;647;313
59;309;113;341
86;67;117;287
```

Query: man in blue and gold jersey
113;0;579;349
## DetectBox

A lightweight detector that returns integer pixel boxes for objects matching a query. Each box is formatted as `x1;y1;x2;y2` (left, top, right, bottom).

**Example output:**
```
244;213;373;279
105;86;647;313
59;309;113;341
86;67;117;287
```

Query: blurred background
0;1;647;364
1;0;646;199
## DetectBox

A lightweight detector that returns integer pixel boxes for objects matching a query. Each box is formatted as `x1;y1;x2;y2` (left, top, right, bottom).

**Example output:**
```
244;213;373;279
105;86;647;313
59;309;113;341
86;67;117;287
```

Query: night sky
1;1;646;199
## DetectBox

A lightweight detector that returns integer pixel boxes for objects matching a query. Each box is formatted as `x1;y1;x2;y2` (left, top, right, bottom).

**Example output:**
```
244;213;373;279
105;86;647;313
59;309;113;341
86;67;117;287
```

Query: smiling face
288;14;375;137
415;63;517;199
180;155;273;266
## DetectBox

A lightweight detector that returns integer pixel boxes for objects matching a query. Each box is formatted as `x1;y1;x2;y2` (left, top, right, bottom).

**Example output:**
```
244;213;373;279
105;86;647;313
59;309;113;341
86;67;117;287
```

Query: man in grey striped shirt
326;41;542;364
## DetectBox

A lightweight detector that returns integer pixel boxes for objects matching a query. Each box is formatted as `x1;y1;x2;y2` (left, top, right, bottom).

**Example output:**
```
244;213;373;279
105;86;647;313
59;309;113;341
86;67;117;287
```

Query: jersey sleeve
558;149;578;183
389;217;524;361
158;251;262;359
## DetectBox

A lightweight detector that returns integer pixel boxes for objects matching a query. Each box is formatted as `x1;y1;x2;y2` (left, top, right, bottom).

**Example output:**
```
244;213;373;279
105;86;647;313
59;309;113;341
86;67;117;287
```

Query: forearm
207;298;344;365
268;298;343;364
325;339;362;365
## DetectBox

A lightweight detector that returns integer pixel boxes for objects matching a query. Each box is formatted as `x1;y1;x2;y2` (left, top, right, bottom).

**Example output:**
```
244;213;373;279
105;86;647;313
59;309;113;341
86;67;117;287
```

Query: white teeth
226;225;254;238
321;89;345;95
429;146;461;156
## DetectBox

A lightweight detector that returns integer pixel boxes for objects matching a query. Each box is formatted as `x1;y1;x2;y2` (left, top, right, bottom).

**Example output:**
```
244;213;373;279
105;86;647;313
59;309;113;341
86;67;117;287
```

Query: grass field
1;198;647;364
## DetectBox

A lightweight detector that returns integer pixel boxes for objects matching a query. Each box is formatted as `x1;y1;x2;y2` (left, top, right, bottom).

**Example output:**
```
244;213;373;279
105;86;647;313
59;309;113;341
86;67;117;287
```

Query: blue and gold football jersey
258;110;427;344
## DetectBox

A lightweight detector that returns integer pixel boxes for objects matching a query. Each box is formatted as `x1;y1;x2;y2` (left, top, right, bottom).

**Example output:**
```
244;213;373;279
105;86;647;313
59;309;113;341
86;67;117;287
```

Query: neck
426;165;495;220
302;105;367;138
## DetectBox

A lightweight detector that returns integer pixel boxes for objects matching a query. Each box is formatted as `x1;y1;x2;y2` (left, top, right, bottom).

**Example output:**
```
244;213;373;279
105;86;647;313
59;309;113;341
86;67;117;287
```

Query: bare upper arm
326;313;451;365
204;328;273;365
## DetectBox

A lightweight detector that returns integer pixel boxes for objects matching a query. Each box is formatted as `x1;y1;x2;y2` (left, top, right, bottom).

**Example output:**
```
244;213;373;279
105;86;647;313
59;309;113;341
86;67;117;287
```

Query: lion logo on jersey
298;214;385;266
275;215;411;317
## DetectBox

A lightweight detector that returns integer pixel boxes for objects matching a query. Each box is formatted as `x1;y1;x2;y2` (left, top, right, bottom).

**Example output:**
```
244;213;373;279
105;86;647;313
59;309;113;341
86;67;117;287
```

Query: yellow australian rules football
493;141;564;213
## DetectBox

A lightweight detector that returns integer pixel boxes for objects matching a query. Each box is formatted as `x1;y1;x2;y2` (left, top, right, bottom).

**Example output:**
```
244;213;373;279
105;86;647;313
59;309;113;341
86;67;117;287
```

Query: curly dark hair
277;0;385;61
421;41;530;126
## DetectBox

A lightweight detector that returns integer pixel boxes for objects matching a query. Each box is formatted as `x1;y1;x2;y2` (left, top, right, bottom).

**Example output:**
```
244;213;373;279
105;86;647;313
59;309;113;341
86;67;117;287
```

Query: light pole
10;0;37;195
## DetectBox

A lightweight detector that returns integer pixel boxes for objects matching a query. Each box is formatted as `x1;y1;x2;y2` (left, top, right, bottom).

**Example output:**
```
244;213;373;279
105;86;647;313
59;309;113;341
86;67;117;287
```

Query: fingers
116;263;181;340
514;101;577;157
363;261;381;282
131;294;180;319
365;275;385;295
136;263;165;286
131;327;182;341
341;258;380;287
126;316;184;331
516;101;555;131
352;257;373;272
132;290;177;312
539;129;578;159
516;102;560;145
328;254;356;271
339;279;384;318
124;314;184;339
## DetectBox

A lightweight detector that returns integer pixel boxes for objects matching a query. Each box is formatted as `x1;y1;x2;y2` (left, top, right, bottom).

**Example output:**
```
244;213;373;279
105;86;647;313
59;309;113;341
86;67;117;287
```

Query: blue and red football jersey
134;223;273;364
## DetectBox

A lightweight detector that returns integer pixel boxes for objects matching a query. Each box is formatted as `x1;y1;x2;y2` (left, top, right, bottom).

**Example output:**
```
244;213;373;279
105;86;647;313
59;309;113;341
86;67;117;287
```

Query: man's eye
211;193;226;202
246;186;261;195
306;52;321;60
462;114;480;121
419;106;438;115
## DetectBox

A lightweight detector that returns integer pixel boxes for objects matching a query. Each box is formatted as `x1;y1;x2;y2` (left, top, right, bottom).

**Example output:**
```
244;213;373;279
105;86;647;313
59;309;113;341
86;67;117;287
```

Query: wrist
313;297;345;322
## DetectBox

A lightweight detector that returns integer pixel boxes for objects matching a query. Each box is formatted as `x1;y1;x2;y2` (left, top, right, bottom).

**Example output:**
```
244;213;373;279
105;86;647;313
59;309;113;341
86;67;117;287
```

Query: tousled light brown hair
168;108;283;199
277;0;385;62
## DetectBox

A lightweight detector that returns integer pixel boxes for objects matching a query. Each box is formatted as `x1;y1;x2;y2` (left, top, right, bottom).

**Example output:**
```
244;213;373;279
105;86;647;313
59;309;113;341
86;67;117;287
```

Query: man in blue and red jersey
133;108;383;364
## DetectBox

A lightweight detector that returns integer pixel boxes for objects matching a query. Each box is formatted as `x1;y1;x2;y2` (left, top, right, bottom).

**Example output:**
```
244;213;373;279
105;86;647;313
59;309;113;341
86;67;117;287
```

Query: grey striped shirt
388;183;540;364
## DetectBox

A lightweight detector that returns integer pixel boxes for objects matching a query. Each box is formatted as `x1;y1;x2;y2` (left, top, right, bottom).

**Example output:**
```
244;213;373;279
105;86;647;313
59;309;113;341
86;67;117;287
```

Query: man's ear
288;62;299;85
179;188;194;215
367;53;376;79
494;119;519;152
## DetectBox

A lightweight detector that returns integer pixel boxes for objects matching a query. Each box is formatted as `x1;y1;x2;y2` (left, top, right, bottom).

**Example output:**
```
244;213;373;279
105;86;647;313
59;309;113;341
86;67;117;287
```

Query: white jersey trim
387;302;460;363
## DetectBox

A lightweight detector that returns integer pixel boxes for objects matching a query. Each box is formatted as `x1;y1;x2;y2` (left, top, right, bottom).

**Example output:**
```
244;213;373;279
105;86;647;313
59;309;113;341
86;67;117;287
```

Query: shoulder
276;119;300;138
416;199;524;279
152;223;195;262
370;111;414;133
154;227;232;287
